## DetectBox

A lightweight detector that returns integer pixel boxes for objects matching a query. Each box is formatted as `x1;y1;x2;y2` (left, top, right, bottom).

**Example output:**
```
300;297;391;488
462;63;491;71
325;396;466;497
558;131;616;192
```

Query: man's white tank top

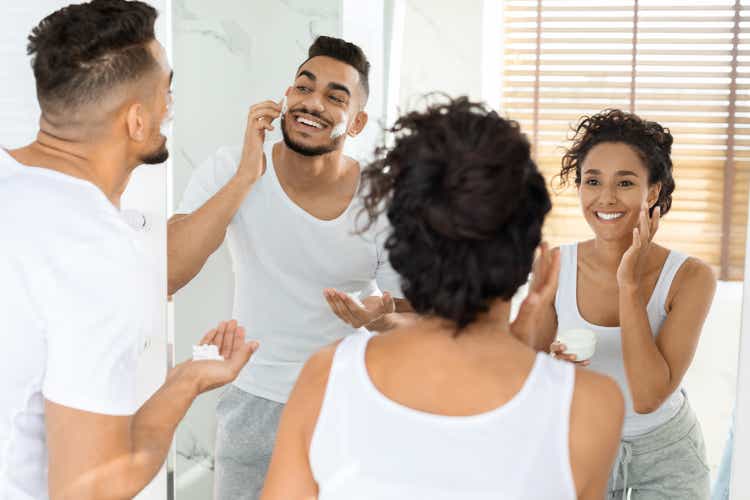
309;332;577;500
554;243;688;438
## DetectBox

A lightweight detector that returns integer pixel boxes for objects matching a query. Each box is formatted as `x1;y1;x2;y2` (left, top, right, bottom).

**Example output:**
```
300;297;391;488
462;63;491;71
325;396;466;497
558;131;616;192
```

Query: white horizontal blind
502;0;748;280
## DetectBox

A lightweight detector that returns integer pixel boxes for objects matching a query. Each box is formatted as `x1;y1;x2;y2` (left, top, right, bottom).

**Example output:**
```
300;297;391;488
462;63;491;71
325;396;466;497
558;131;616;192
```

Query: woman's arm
619;257;716;413
569;369;625;500
261;343;340;500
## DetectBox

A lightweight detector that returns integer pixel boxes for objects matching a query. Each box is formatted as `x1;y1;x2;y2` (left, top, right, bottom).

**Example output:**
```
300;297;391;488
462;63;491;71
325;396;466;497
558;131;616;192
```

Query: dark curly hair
358;96;551;329
559;109;675;216
27;0;158;114
300;36;370;101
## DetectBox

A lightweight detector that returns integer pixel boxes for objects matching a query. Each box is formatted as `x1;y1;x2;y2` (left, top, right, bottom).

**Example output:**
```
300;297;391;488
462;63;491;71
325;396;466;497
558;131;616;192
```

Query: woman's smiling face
578;141;661;242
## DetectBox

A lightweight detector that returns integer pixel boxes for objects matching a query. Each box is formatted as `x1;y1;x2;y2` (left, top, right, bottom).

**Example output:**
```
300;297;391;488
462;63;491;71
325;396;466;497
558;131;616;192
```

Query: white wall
682;282;741;482
395;0;484;111
732;203;750;497
1;3;169;499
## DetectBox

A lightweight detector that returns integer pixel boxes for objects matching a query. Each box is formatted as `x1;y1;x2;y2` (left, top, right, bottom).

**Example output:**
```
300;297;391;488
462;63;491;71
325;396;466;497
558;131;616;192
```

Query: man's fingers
227;319;239;356
324;291;343;319
249;101;282;114
252;112;281;131
382;291;395;313
335;293;362;326
217;321;233;359
324;290;354;326
228;327;259;370
339;292;369;320
199;328;218;346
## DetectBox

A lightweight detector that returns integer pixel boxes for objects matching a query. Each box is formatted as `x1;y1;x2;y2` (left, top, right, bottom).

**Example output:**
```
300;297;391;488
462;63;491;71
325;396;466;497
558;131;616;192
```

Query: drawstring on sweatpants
610;441;633;500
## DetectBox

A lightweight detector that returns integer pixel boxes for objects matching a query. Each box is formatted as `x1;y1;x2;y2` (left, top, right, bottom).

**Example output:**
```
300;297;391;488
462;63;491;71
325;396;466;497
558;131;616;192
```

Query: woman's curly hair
559;109;675;216
357;96;551;329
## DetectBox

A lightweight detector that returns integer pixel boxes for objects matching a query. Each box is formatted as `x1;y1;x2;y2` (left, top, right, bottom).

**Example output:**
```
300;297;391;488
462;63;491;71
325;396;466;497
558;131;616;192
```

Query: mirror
169;1;745;499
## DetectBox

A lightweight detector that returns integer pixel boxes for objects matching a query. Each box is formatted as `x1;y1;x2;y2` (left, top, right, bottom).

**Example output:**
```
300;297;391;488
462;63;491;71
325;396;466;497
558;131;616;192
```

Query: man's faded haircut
27;0;159;114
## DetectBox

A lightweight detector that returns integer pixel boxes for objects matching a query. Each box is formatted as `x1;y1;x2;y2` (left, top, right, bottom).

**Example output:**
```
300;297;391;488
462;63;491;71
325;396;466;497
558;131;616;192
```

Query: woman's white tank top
309;332;577;500
554;243;688;437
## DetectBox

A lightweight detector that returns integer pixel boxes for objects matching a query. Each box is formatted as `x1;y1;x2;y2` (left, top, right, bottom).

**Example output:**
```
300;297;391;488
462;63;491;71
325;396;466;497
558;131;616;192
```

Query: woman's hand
550;341;590;367
510;243;560;345
617;202;660;289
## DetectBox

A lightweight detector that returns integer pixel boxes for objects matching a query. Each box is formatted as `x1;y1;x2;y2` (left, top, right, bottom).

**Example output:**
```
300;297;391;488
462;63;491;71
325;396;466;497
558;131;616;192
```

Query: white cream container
556;328;597;361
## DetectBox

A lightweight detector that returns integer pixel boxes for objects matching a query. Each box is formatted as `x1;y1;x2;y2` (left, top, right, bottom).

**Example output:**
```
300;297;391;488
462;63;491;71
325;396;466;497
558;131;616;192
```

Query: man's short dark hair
27;0;158;113
303;36;370;100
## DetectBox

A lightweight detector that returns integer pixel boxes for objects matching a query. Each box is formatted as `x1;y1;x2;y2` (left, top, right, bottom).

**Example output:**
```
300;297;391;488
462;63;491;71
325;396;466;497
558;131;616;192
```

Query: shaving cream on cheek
160;95;175;136
281;95;288;117
330;118;348;139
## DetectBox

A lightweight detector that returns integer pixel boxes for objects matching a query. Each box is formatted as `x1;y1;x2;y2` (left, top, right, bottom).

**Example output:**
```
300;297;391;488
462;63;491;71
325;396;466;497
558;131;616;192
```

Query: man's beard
281;115;343;157
140;136;170;165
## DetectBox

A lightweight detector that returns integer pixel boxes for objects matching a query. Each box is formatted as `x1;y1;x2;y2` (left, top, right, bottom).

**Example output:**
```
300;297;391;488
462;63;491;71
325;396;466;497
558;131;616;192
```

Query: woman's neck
589;236;644;272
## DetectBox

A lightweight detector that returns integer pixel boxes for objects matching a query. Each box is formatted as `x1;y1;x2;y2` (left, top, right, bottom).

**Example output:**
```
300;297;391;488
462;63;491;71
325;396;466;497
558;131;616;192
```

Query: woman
543;109;716;499
260;97;624;499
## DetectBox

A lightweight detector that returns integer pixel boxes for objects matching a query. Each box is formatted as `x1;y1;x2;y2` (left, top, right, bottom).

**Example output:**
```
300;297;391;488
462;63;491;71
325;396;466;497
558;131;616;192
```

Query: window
502;0;749;280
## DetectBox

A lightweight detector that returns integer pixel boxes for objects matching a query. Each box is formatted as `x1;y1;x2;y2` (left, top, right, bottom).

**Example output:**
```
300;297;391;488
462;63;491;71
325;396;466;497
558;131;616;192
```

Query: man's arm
168;171;257;294
46;324;257;500
168;100;281;295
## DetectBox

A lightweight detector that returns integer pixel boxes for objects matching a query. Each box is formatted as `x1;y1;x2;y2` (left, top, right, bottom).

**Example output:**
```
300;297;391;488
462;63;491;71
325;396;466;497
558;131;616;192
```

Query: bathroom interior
2;0;750;498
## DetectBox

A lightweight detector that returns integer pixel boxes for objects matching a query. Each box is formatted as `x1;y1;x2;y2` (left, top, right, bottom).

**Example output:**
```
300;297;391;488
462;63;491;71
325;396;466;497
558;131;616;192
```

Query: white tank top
554;243;687;437
309;332;577;500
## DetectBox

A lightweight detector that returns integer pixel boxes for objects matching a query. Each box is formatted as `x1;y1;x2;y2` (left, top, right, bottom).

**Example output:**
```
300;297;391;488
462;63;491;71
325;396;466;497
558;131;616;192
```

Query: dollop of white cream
192;344;224;361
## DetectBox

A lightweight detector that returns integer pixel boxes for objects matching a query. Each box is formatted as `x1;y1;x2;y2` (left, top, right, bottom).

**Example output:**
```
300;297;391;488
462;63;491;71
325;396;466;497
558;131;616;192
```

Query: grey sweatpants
608;396;710;500
214;385;285;500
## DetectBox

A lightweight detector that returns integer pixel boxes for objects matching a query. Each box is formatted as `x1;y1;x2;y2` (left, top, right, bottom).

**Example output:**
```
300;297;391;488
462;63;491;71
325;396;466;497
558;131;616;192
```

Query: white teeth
596;212;624;220
297;117;323;128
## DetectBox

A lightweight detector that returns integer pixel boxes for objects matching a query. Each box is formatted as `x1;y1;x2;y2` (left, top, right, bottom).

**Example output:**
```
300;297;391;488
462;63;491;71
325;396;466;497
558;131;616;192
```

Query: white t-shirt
0;149;159;499
177;142;402;403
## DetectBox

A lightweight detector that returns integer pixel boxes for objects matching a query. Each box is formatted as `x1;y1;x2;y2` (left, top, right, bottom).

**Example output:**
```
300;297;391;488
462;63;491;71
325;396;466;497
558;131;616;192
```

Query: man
0;2;256;498
168;36;413;499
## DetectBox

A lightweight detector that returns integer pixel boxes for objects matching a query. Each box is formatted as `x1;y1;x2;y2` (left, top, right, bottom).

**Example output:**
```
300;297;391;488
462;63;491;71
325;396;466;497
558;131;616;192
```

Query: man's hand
238;99;283;183
174;320;259;395
323;289;395;329
46;319;258;500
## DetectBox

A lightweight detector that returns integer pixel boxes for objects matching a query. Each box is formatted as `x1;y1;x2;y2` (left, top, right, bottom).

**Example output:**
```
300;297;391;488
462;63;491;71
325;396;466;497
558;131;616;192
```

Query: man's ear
126;103;146;142
347;110;368;137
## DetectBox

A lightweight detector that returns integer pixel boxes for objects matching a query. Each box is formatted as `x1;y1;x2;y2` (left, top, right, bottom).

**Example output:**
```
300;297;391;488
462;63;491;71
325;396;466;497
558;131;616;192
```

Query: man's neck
9;129;133;208
275;141;352;193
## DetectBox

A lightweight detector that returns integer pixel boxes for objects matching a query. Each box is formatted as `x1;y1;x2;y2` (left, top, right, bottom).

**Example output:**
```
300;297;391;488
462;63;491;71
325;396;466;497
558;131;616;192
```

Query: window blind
502;0;748;280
